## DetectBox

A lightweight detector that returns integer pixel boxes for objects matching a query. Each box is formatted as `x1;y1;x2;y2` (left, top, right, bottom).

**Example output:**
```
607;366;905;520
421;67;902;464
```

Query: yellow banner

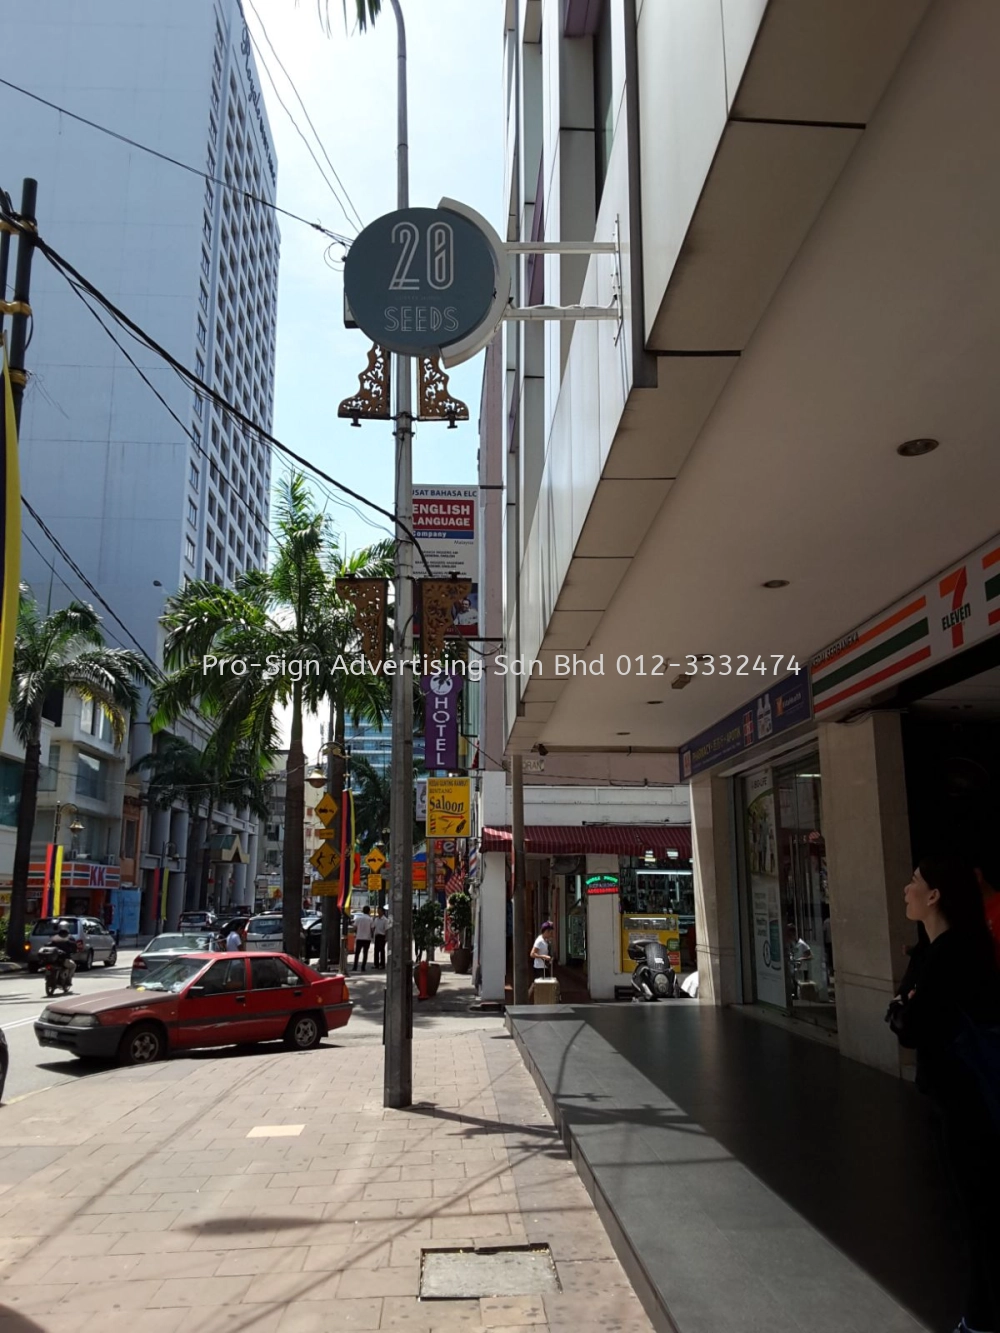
427;777;471;837
52;844;65;918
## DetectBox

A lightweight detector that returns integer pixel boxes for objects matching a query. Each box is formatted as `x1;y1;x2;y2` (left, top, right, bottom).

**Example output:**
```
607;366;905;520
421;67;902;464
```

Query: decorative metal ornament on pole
384;0;414;1110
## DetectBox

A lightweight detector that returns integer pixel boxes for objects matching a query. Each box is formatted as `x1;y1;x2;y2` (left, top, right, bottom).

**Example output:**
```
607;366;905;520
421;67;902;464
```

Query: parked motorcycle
37;946;74;997
628;939;680;1001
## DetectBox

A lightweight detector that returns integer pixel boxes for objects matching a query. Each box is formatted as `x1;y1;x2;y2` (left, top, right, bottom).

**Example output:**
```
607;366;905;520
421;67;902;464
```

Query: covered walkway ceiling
529;0;1000;752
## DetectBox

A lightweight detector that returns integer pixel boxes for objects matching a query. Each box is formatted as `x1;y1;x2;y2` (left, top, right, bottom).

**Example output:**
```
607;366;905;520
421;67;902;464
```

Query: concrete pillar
690;775;740;1005
232;860;248;906
479;852;507;1002
166;809;189;929
818;713;912;1074
140;807;172;934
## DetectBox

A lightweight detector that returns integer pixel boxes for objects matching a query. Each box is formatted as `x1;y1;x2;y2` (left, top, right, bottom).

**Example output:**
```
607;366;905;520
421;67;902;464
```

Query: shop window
76;753;106;802
618;857;695;973
0;756;22;827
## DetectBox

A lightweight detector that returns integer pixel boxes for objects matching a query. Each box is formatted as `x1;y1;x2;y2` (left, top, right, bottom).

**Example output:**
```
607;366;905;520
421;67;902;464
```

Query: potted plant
446;891;474;974
413;899;444;998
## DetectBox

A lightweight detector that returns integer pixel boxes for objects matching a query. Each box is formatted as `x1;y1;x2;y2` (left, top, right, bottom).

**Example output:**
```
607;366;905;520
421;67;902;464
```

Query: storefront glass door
741;755;834;1029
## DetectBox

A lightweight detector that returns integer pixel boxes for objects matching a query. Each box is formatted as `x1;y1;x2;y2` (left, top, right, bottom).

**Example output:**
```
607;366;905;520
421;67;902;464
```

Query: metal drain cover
419;1245;560;1299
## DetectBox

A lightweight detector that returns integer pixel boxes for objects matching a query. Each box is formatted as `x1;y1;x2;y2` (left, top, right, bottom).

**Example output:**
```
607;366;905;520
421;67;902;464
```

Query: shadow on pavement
0;1307;52;1333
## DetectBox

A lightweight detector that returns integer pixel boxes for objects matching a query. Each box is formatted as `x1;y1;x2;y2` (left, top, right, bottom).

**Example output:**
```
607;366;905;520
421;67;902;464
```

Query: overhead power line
0;208;433;575
241;0;364;235
0;76;353;247
20;496;162;672
62;275;280;553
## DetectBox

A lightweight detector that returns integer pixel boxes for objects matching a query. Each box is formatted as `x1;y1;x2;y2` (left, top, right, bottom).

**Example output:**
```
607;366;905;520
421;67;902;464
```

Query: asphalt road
0;954;496;1106
0;949;141;1103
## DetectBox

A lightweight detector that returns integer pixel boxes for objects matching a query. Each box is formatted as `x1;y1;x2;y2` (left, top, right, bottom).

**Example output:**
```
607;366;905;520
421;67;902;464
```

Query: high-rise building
0;0;279;924
0;0;279;663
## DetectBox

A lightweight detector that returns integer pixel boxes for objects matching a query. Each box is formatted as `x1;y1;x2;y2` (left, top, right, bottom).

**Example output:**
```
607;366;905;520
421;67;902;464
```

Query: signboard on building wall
679;675;811;780
810;531;1000;717
413;486;479;637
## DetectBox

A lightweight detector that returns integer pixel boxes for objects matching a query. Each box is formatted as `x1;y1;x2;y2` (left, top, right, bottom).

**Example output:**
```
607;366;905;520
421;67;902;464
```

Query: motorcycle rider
48;922;77;988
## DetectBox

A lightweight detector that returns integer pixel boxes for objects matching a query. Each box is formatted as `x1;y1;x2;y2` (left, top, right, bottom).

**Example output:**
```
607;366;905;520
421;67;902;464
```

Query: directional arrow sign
315;792;340;828
309;843;341;879
365;848;386;872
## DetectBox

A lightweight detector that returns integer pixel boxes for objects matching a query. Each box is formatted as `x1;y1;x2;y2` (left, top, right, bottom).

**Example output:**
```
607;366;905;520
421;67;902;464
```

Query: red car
34;952;352;1065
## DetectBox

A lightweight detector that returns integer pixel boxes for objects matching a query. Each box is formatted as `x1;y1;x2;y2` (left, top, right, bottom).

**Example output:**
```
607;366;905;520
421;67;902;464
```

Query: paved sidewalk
0;1013;653;1333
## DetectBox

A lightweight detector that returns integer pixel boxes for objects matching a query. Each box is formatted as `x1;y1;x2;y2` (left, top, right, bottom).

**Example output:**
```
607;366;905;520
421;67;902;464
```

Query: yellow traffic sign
315;827;340;841
367;873;382;893
315;791;340;828
313;880;340;897
309;843;341;879
365;847;386;872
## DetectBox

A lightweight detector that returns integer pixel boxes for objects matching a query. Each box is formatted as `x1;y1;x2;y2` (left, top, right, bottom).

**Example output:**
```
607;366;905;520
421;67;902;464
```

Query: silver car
27;916;118;972
130;932;214;986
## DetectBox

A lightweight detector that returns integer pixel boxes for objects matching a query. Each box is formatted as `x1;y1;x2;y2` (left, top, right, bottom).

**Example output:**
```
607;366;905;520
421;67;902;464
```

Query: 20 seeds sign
344;205;503;361
426;778;471;837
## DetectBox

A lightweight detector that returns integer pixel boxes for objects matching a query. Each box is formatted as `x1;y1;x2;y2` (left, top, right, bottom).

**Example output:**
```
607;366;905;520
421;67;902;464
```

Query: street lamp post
384;0;415;1112
48;802;84;917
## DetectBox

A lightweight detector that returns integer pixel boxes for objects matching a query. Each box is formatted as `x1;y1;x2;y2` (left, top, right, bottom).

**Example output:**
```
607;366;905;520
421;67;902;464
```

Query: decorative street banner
810;531;1000;717
427;777;471;836
421;673;464;771
413;485;478;637
680;675;811;780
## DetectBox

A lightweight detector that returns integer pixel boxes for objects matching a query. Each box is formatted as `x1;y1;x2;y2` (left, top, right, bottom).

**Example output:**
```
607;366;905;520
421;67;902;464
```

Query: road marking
0;1015;43;1031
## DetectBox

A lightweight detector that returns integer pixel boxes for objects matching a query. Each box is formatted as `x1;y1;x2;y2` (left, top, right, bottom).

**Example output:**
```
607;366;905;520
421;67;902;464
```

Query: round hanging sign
344;205;500;358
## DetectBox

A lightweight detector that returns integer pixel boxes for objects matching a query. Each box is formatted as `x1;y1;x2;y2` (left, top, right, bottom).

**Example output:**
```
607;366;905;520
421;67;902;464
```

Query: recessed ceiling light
762;579;790;589
646;700;663;705
616;730;630;736
897;437;939;457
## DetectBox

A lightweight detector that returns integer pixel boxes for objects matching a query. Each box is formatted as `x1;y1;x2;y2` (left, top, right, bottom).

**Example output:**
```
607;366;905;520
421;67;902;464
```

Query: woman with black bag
887;859;1000;1333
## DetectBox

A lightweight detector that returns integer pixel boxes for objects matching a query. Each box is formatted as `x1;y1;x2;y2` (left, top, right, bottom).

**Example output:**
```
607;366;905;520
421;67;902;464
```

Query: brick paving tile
0;1014;653;1333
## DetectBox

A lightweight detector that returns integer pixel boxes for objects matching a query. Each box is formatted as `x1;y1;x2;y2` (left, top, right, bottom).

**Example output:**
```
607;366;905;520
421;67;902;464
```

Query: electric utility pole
6;178;37;428
384;0;415;1109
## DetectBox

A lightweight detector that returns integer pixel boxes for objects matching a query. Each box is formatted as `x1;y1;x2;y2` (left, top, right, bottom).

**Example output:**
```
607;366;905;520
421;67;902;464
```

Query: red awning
478;824;691;857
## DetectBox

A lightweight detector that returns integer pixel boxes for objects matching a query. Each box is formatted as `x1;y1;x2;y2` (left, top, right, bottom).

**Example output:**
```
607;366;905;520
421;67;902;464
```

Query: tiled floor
509;1003;965;1333
0;1015;652;1333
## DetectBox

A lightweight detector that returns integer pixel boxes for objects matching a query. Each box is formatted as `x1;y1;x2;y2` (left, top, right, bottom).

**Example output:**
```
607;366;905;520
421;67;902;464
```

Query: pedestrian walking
372;906;388;969
353;905;374;972
886;858;1000;1333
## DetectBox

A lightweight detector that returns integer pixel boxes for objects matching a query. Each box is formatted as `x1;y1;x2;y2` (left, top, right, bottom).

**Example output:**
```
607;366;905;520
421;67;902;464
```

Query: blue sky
244;0;505;556
242;0;505;752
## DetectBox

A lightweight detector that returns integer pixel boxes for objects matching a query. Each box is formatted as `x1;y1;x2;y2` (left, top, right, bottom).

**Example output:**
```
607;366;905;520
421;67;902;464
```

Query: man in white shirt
353;906;375;972
225;926;243;952
372;907;389;970
528;922;554;999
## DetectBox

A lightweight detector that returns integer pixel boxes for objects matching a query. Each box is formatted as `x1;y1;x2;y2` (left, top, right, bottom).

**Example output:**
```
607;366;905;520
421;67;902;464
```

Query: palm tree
351;755;392;854
302;0;382;35
154;475;331;957
131;734;271;912
5;594;152;960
